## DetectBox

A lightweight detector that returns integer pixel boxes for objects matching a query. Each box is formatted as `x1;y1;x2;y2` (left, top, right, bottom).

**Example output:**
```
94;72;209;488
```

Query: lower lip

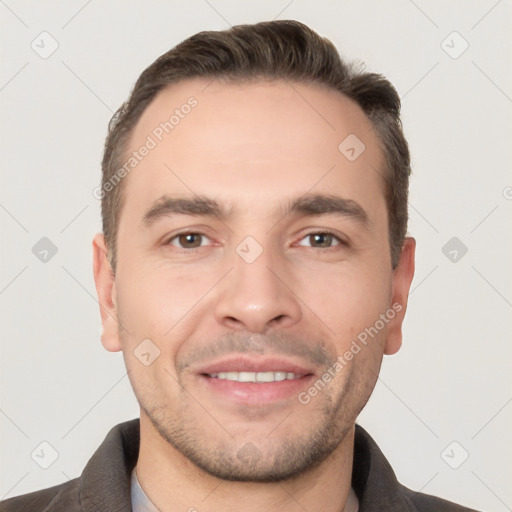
198;374;314;404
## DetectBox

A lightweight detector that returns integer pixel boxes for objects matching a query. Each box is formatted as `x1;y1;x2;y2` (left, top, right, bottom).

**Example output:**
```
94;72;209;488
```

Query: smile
208;371;303;382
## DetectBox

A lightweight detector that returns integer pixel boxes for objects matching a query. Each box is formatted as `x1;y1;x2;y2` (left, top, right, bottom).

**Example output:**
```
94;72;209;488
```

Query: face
94;78;415;482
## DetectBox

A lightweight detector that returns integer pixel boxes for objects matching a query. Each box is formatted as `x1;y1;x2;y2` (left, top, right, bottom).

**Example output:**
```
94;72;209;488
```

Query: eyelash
165;230;347;250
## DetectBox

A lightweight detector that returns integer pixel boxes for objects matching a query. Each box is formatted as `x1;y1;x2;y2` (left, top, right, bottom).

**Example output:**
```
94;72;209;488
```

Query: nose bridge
234;239;277;295
214;236;302;332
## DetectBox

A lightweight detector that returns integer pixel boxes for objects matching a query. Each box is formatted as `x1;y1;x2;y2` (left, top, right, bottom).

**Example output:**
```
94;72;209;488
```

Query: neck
135;412;355;512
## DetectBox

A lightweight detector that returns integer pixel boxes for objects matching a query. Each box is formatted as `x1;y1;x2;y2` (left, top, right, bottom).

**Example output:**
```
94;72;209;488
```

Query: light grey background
1;1;511;510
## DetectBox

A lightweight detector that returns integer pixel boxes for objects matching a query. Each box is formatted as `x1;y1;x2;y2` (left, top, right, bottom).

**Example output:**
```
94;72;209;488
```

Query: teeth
212;371;301;382
238;371;256;382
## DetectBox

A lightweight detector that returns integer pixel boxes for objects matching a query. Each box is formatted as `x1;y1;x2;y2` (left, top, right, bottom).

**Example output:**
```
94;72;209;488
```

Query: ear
384;237;416;355
92;233;122;352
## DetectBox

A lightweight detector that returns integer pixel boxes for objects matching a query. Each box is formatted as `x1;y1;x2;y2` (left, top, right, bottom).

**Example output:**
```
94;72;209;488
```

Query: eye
168;232;210;249
297;232;344;248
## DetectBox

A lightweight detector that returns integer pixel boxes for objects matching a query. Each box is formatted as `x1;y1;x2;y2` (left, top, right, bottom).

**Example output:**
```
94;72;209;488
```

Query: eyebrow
283;194;369;227
142;196;224;226
141;193;369;228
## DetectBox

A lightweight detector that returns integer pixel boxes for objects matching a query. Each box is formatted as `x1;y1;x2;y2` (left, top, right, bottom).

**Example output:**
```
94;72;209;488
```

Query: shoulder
402;485;481;512
353;424;481;512
0;478;80;512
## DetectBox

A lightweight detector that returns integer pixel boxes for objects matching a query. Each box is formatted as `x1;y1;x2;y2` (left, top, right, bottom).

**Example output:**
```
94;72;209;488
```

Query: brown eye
311;233;333;247
169;233;206;248
298;232;342;248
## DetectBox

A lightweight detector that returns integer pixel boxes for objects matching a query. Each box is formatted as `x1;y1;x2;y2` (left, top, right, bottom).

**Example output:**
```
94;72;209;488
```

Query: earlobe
384;237;416;355
92;233;122;352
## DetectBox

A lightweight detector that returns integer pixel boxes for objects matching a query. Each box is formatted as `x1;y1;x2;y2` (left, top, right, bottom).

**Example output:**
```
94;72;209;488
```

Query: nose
214;244;302;333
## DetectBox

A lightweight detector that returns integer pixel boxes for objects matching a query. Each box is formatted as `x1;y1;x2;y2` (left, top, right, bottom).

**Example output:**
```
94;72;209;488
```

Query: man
0;20;478;512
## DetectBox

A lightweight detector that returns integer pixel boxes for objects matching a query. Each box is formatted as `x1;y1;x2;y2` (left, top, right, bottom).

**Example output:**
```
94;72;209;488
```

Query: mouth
208;371;304;383
194;356;316;405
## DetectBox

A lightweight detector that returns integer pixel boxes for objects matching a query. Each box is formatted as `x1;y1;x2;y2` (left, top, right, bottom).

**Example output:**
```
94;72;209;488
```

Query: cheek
117;261;189;320
115;263;219;359
292;262;392;342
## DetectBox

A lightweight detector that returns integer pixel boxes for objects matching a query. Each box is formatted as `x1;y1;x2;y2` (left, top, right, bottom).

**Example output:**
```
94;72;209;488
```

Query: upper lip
194;355;315;376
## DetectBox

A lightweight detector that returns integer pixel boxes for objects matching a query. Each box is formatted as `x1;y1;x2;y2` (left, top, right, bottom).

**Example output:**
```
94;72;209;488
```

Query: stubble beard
137;365;364;483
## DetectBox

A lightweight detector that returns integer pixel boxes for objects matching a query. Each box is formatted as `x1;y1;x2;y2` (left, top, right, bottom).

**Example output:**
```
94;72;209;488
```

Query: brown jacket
0;419;480;511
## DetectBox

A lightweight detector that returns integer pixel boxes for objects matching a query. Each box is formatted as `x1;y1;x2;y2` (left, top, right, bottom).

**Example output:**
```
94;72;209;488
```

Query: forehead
121;78;386;223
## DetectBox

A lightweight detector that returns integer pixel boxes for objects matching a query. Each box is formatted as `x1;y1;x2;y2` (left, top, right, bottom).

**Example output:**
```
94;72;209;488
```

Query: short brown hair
101;20;410;271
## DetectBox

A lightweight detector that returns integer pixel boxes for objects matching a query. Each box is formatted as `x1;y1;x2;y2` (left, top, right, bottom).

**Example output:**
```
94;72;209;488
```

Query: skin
93;78;415;512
